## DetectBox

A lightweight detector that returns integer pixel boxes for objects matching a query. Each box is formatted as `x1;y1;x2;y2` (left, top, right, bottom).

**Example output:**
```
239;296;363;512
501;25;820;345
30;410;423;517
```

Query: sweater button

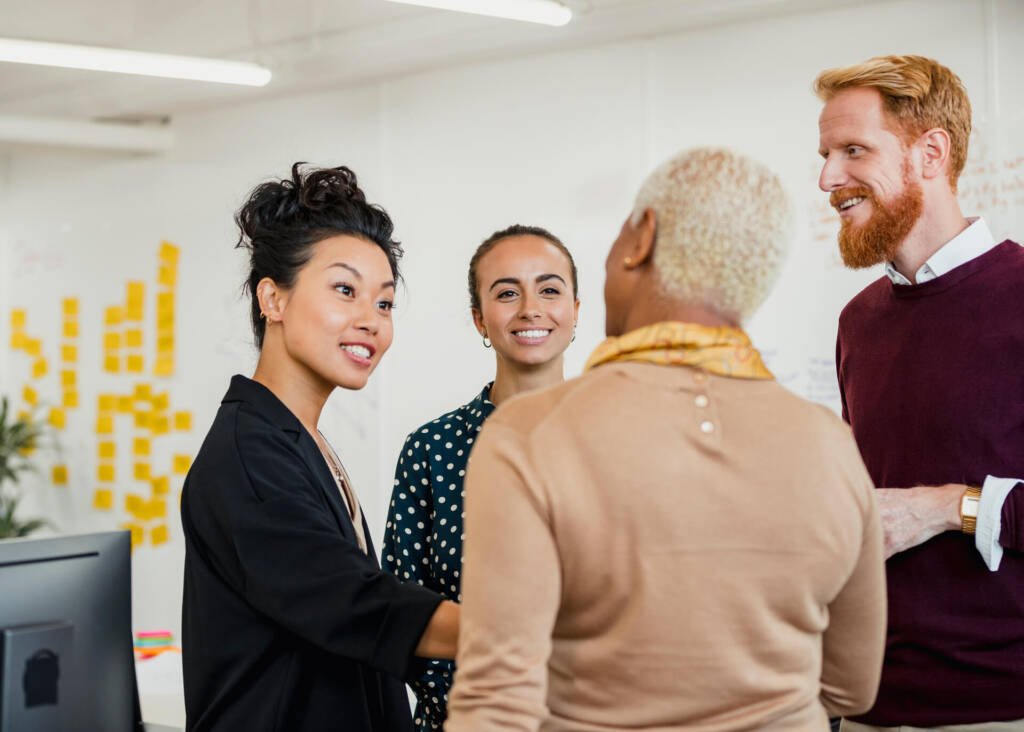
700;420;715;434
694;394;709;408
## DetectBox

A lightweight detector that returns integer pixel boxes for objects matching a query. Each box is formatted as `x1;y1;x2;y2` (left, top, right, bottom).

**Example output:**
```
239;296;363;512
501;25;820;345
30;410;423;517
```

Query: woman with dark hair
181;164;459;732
382;224;579;731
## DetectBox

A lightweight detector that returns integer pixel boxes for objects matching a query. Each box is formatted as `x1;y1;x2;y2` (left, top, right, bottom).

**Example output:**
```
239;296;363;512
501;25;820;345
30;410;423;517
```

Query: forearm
415;600;460;660
876;483;963;558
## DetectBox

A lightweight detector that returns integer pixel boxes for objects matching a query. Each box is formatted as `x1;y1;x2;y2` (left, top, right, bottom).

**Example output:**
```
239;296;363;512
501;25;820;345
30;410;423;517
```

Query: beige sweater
447;361;885;731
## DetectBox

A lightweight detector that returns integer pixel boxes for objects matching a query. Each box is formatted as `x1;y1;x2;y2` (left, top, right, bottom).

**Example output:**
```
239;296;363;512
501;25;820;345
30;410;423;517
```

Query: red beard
831;171;923;270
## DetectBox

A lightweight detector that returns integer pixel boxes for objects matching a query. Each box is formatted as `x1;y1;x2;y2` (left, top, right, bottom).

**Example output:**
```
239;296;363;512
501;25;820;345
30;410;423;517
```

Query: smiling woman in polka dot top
383;224;579;731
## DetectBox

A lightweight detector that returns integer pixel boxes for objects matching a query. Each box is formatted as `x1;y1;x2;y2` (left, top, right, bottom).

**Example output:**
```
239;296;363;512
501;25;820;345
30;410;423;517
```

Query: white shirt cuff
975;476;1021;571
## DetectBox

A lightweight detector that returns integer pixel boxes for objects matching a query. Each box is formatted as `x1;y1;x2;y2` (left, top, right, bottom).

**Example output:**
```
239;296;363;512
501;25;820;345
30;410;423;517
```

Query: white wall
1;0;1022;646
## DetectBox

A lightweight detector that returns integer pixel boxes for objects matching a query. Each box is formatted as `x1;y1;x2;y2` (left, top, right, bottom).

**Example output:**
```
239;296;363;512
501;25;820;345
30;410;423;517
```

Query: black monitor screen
0;531;136;731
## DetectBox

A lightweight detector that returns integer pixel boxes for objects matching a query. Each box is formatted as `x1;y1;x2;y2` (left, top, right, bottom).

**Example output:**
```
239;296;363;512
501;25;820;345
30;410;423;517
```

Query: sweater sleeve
446;421;560;732
975;477;1024;570
230;424;443;680
819;457;887;717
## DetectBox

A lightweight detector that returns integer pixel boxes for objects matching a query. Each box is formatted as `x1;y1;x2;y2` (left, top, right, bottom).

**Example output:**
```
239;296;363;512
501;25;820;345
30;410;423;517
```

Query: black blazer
181;375;442;731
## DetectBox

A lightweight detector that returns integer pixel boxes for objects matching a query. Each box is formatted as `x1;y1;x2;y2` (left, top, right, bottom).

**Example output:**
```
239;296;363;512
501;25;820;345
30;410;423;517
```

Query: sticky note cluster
9;308;47;382
103;281;146;374
154;242;179;378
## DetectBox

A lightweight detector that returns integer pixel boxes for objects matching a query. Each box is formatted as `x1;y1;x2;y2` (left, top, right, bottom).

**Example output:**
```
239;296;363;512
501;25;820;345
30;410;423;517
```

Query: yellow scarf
584;321;773;380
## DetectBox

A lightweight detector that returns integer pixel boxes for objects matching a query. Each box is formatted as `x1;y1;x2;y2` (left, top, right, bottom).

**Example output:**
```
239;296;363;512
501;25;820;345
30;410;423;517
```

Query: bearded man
816;55;1024;731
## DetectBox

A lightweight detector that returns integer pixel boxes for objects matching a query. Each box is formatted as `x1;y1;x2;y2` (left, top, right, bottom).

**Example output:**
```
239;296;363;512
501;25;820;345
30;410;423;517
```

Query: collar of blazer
221;374;377;559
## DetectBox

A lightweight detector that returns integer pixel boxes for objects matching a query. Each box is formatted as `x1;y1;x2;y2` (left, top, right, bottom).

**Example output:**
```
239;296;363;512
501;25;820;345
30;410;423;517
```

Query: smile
340;343;374;364
512;328;552;343
837;196;866;212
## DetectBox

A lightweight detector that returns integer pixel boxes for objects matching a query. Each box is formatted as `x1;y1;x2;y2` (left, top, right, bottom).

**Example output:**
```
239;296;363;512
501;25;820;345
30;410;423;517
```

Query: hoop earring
571;328;576;343
482;336;492;349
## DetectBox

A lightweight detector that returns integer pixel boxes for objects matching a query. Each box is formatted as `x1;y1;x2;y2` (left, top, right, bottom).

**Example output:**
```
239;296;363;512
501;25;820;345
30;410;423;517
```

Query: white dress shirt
884;217;1018;570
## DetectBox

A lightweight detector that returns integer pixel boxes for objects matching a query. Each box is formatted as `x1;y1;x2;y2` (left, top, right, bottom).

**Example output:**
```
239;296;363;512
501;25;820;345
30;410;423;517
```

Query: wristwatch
960;486;982;535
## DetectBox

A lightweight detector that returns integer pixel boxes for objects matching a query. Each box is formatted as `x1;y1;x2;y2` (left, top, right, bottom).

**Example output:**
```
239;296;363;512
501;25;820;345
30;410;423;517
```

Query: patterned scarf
584;321;773;380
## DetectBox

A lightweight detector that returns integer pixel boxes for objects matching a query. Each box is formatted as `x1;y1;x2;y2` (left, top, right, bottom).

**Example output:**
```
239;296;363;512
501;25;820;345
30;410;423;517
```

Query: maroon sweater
836;240;1024;725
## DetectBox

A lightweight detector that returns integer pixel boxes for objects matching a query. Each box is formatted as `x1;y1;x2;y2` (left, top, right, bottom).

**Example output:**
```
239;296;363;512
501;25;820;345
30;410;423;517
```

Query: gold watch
960;486;982;535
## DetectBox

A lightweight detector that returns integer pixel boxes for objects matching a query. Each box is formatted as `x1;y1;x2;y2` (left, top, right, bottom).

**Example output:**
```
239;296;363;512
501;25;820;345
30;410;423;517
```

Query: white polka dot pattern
382;383;496;730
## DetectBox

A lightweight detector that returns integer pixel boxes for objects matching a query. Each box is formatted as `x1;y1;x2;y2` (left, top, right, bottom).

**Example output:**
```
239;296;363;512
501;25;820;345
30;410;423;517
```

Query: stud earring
623;256;633;267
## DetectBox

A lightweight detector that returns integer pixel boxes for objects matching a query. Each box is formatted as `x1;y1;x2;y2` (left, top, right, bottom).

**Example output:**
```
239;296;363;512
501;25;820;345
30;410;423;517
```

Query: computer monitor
0;531;140;731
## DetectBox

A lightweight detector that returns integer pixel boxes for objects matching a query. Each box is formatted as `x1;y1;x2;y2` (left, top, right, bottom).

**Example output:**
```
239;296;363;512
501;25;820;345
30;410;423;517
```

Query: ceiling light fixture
383;0;572;27
0;38;272;87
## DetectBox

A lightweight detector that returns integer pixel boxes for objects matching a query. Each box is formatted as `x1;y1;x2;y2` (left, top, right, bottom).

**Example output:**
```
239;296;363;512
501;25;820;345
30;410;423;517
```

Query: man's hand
876;484;966;559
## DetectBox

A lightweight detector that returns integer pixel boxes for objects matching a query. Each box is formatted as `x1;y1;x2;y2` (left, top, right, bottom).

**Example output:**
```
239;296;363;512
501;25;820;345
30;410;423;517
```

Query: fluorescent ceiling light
0;38;272;87
384;0;572;27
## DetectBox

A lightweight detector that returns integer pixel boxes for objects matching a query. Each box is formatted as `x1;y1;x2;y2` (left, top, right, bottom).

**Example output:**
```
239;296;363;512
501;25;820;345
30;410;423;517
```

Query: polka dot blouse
382;383;495;731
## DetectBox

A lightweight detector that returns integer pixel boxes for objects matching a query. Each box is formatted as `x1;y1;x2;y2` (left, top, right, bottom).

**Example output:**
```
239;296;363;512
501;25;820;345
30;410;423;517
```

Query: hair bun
294;163;367;212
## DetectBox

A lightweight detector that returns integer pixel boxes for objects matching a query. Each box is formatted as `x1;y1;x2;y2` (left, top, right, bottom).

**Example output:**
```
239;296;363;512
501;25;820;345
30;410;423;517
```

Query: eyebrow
328;262;396;290
488;273;567;291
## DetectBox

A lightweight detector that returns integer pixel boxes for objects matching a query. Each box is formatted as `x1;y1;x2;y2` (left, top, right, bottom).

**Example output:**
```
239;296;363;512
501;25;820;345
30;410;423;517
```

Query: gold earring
623;256;633;267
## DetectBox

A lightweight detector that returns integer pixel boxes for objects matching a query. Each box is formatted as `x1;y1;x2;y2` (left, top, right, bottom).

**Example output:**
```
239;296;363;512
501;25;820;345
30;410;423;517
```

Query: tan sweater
447;361;885;731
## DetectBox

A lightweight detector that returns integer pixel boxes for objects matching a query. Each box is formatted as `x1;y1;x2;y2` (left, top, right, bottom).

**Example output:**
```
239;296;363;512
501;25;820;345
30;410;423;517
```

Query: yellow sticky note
48;408;66;429
93;489;114;511
125;329;143;348
133;438;151;457
134;412;150;430
22;385;37;406
153;359;174;377
152;393;169;412
174;411;192;431
62;390;79;409
126;281;145;304
134;383;153;400
25;339;42;357
148;498;167;520
104;355;121;373
10;332;27;349
10;309;27;329
104;306;124;326
98;441;116;460
126;495;147;520
157;292;174;312
157;265;177;287
97;463;115;482
115;396;131;413
98;394;116;412
126;302;144;322
151;415;170;435
62;321;79;339
151;476;169;495
159;241;180;263
104;332;121;350
121;523;143;549
60;370;76;387
134;462;151;481
157;312;174;331
96;415;114;435
61;344;78;363
157;335;174;353
62;298;78;316
52;465;68;485
32;358;47;379
126;355;144;373
151;524;169;546
173;454;192;475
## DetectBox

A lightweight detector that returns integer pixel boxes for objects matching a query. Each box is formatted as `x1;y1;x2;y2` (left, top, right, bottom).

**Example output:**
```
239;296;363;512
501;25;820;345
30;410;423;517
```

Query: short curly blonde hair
632;147;793;323
814;55;972;189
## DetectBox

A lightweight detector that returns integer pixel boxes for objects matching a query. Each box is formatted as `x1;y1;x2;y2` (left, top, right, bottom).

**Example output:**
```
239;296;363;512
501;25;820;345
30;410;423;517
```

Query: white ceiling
0;0;869;123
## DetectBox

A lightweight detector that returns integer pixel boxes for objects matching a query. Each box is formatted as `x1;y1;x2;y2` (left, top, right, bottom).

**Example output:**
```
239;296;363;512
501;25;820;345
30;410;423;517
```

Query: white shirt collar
885;217;997;285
